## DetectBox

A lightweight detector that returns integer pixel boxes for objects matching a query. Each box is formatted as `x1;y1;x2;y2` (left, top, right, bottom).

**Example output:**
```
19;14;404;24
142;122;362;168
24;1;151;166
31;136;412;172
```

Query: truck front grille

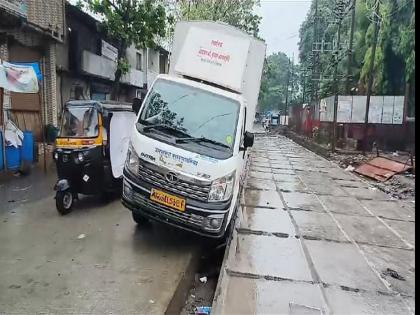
132;191;204;227
137;161;211;201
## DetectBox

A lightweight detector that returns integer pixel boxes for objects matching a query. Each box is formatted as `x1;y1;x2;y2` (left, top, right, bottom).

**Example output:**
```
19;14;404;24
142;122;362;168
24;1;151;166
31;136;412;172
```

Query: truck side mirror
132;98;142;114
244;131;254;148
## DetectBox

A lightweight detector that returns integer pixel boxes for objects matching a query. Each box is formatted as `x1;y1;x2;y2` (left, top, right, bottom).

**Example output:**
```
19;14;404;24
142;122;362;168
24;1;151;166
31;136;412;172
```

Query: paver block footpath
212;135;414;315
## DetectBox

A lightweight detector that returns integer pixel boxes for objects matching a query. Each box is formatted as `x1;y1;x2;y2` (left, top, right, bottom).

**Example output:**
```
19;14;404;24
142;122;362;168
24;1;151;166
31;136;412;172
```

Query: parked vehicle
122;21;266;238
53;100;136;214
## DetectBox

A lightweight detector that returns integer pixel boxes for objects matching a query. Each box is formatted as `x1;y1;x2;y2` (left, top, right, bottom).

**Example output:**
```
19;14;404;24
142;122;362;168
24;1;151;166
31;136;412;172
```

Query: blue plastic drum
0;130;3;170
6;145;21;170
22;131;34;162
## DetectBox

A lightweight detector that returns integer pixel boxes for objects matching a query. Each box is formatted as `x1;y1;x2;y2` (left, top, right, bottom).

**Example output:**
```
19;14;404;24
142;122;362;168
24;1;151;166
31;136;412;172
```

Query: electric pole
284;57;291;126
331;0;346;152
346;0;357;93
285;53;294;126
363;0;381;153
312;0;319;104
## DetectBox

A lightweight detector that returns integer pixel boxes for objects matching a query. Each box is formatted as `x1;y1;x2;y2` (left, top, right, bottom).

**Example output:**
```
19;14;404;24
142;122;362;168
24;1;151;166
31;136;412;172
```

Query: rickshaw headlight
54;152;58;160
77;152;84;163
126;144;139;175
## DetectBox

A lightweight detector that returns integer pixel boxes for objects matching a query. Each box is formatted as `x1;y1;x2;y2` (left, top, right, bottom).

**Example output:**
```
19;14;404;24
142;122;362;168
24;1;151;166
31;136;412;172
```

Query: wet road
214;135;415;314
0;162;201;314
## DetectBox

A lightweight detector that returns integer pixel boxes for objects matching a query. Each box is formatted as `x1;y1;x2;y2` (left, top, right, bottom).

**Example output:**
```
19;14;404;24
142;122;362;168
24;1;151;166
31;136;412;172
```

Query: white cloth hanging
109;111;136;178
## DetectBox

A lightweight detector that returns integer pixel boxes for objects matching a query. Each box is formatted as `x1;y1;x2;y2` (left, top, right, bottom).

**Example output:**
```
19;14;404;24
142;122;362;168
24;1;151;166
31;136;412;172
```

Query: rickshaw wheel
56;190;73;215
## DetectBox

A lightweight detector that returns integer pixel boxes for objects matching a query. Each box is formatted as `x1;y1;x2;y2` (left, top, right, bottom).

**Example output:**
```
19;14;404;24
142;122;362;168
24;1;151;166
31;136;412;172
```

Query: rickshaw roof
65;100;133;112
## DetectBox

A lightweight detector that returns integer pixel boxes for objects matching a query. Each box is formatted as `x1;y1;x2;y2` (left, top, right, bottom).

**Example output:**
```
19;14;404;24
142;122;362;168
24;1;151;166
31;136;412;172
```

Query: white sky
256;0;312;62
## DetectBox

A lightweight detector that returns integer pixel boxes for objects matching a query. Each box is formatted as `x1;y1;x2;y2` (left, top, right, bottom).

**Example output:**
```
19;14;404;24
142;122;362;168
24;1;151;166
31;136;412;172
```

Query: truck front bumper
121;173;232;238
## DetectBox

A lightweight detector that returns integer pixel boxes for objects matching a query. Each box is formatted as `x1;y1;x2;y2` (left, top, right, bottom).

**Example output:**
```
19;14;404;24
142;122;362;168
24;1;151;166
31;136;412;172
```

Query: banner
0;61;39;93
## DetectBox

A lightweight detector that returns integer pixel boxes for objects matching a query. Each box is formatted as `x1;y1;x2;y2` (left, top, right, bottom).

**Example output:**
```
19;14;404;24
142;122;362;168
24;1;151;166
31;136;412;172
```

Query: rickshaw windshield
59;106;99;138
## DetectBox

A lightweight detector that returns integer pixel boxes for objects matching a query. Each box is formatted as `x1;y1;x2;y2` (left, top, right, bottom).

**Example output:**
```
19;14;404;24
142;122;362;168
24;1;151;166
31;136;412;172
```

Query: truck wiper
138;123;189;137
176;136;231;149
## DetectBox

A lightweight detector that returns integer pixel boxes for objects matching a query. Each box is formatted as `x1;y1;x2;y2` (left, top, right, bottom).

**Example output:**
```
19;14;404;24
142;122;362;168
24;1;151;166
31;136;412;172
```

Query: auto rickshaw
53;100;136;214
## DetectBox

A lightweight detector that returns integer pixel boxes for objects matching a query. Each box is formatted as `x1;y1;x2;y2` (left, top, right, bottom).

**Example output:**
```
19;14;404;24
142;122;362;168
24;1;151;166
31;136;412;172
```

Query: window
136;52;142;71
59;107;99;138
138;79;240;153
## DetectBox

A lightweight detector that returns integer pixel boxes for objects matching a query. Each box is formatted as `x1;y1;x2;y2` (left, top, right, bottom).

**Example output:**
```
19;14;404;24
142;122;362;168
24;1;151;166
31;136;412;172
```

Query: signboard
319;96;334;122
393;96;404;124
368;96;383;123
337;96;352;123
320;95;405;125
0;0;27;17
101;40;118;62
382;97;395;124
174;26;250;92
382;96;394;124
0;61;38;93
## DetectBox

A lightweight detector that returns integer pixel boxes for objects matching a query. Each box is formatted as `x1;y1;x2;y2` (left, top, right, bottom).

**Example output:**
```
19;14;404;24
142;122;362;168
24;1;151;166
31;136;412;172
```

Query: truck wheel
56;190;73;215
132;211;148;225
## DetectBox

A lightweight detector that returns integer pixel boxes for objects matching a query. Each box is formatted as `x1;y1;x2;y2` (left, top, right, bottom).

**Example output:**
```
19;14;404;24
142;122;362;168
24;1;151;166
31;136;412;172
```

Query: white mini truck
122;21;266;238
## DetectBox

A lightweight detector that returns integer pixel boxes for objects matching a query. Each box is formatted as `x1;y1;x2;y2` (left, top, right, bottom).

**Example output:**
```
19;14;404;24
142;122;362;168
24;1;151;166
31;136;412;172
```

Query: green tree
298;0;415;111
84;0;167;99
258;52;299;113
165;0;262;38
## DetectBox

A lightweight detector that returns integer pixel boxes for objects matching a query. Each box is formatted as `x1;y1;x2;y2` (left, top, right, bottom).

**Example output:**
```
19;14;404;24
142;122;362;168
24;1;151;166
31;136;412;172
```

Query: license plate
150;188;186;212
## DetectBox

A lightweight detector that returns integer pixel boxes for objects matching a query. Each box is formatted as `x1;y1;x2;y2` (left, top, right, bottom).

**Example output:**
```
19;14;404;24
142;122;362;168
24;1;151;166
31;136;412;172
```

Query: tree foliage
298;0;415;112
84;0;167;98
258;52;300;113
165;0;262;38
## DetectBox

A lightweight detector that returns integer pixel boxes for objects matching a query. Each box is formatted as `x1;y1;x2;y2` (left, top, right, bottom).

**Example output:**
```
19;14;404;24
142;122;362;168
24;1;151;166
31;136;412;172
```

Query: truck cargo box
170;21;266;131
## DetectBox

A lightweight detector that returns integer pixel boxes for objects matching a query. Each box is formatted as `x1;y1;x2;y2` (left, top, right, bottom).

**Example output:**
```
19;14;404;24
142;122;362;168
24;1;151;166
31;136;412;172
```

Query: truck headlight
125;144;139;175
208;172;235;202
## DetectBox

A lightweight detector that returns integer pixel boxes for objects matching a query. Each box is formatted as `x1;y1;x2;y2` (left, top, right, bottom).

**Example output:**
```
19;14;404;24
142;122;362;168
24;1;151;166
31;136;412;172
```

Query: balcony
81;50;117;80
81;50;145;88
121;68;144;88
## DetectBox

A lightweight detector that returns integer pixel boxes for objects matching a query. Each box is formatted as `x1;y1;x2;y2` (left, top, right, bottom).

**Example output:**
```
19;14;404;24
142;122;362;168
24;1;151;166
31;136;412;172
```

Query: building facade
0;2;169;141
56;3;169;123
0;0;65;140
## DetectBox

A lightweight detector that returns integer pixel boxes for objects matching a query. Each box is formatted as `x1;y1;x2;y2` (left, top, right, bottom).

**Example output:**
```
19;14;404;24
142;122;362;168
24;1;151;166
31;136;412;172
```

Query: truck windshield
138;79;240;152
59;106;99;138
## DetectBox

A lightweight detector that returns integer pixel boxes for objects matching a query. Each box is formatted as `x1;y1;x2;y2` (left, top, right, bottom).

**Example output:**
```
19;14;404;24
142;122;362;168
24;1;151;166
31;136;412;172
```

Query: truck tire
132;211;149;225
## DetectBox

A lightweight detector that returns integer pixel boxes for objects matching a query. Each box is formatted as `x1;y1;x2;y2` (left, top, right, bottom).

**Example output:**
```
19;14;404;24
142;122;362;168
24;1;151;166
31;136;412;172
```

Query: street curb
211;205;242;314
211;160;250;313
